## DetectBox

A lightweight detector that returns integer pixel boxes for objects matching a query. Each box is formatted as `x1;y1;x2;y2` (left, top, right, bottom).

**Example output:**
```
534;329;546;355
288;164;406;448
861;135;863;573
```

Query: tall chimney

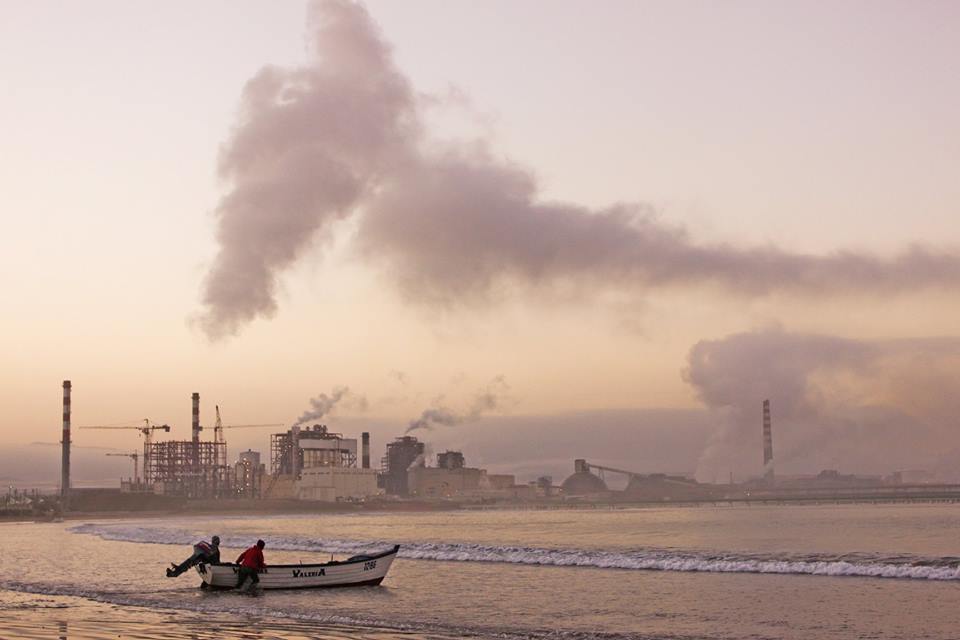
762;399;774;482
192;392;201;443
361;432;370;469
291;425;301;478
61;380;72;506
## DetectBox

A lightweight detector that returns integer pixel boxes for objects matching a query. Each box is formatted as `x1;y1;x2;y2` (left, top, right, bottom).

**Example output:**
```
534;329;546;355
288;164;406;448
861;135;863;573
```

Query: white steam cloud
197;0;960;339
683;328;960;480
295;386;367;426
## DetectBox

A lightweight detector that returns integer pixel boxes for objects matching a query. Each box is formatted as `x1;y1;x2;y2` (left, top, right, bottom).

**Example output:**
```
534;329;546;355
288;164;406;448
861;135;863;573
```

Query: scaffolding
270;425;355;476
146;440;231;499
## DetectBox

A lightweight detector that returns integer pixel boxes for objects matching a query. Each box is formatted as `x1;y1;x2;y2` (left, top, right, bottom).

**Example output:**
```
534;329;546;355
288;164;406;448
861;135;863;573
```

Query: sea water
3;503;960;639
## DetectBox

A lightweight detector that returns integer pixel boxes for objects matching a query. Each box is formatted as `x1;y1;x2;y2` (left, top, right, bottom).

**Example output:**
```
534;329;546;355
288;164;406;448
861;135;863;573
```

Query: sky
1;1;958;483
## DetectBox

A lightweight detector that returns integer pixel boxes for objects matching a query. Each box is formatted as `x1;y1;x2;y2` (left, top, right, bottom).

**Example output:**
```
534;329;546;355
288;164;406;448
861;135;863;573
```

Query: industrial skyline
2;1;960;486
42;382;951;503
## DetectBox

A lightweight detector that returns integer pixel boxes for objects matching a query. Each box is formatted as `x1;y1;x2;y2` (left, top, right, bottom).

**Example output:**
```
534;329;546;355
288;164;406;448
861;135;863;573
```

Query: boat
194;544;400;590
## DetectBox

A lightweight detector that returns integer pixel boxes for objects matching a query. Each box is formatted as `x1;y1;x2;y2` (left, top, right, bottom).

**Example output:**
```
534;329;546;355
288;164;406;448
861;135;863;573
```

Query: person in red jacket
235;539;266;590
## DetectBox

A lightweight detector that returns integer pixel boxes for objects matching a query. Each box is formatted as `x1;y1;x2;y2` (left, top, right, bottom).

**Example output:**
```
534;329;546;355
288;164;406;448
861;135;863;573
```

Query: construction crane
213;405;284;444
105;452;139;482
212;405;284;463
80;419;171;482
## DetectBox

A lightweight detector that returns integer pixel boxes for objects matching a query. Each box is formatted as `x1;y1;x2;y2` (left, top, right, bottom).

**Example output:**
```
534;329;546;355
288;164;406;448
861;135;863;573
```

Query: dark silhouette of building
381;436;424;495
437;450;465;470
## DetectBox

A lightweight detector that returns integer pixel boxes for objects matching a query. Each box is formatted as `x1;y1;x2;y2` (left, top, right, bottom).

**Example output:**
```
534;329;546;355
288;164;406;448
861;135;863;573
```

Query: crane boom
105;452;140;482
83;420;169;481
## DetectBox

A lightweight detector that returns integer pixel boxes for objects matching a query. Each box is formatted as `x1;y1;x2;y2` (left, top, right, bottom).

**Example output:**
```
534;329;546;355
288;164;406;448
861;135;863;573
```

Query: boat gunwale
200;544;400;571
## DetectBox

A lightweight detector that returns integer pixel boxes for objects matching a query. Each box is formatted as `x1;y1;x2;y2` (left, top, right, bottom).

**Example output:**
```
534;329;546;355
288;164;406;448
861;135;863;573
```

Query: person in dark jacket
166;536;221;577
235;539;266;590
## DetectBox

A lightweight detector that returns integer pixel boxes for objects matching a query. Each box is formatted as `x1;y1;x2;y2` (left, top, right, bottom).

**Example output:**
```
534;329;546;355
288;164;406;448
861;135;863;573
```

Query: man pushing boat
166;535;220;577
235;539;267;590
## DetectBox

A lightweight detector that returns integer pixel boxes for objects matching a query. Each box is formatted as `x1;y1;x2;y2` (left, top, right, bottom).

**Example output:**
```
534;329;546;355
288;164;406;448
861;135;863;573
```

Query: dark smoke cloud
683;328;960;480
406;376;510;433
198;0;960;338
295;386;367;426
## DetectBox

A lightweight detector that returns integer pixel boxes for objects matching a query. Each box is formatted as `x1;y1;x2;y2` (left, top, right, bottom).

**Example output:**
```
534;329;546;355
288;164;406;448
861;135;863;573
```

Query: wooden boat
195;544;400;590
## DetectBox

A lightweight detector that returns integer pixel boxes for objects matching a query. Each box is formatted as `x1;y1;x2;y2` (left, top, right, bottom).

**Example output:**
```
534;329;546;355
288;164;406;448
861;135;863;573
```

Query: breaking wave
70;523;960;581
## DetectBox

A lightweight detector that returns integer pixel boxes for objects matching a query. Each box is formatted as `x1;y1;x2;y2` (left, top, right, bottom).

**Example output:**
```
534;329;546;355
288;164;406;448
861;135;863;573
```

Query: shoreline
0;589;446;640
5;493;959;524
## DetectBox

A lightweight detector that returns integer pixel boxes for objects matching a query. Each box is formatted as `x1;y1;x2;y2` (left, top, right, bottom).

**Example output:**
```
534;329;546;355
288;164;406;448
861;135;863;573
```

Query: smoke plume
406;376;510;433
197;0;417;338
295;386;367;426
683;328;960;480
198;0;960;338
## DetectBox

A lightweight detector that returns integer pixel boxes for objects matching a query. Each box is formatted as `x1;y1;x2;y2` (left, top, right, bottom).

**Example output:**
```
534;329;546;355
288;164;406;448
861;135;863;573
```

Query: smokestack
762;399;774;482
192;392;200;443
361;432;370;469
291;425;301;478
61;380;71;506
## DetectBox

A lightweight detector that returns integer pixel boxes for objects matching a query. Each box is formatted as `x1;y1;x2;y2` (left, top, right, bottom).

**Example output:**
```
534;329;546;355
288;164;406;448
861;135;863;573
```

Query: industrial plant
24;382;960;519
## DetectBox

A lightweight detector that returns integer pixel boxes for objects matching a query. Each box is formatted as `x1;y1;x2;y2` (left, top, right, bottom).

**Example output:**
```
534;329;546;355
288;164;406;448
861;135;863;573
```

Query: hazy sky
2;1;958;480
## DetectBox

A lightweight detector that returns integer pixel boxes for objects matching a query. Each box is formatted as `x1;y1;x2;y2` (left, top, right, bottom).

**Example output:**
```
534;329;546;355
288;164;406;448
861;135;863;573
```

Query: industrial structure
62;380;960;510
234;449;265;498
437;450;465;470
405;450;531;499
561;459;610;495
380;436;425;496
61;380;71;507
148;438;230;498
561;459;706;500
266;424;378;502
762;399;774;483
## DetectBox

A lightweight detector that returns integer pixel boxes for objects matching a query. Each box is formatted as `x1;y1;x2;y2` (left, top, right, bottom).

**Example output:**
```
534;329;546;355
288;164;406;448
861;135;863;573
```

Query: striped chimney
762;399;774;482
61;380;72;503
361;432;370;469
192;392;200;443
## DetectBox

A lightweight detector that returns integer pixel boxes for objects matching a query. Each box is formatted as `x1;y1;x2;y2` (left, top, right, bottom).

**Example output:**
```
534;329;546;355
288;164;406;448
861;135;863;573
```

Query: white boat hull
195;544;399;590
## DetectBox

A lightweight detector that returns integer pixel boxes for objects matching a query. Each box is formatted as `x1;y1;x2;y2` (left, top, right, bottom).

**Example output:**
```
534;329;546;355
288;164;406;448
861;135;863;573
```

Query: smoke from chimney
195;0;960;339
406;376;510;433
684;328;960;479
295;386;367;426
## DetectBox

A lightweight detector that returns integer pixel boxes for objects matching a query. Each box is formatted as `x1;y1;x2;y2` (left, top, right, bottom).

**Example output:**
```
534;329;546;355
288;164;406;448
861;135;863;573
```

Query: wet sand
0;591;437;640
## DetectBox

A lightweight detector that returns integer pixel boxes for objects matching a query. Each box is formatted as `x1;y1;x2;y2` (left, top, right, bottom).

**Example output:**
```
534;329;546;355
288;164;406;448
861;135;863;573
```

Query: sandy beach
0;589;441;640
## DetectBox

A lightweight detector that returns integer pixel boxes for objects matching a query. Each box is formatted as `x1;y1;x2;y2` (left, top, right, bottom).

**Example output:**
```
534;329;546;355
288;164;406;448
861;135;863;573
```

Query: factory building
267;425;378;502
407;451;528;499
437;450;465;470
408;464;486;497
271;424;359;475
380;436;425;496
561;459;610;495
234;449;265;498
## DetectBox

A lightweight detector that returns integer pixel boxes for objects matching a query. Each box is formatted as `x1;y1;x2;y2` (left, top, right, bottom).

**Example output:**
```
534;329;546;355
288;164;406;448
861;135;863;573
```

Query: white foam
69;523;960;581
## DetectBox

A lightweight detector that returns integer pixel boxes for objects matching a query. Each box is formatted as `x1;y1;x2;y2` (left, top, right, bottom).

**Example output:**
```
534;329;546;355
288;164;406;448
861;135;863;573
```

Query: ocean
2;504;959;639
